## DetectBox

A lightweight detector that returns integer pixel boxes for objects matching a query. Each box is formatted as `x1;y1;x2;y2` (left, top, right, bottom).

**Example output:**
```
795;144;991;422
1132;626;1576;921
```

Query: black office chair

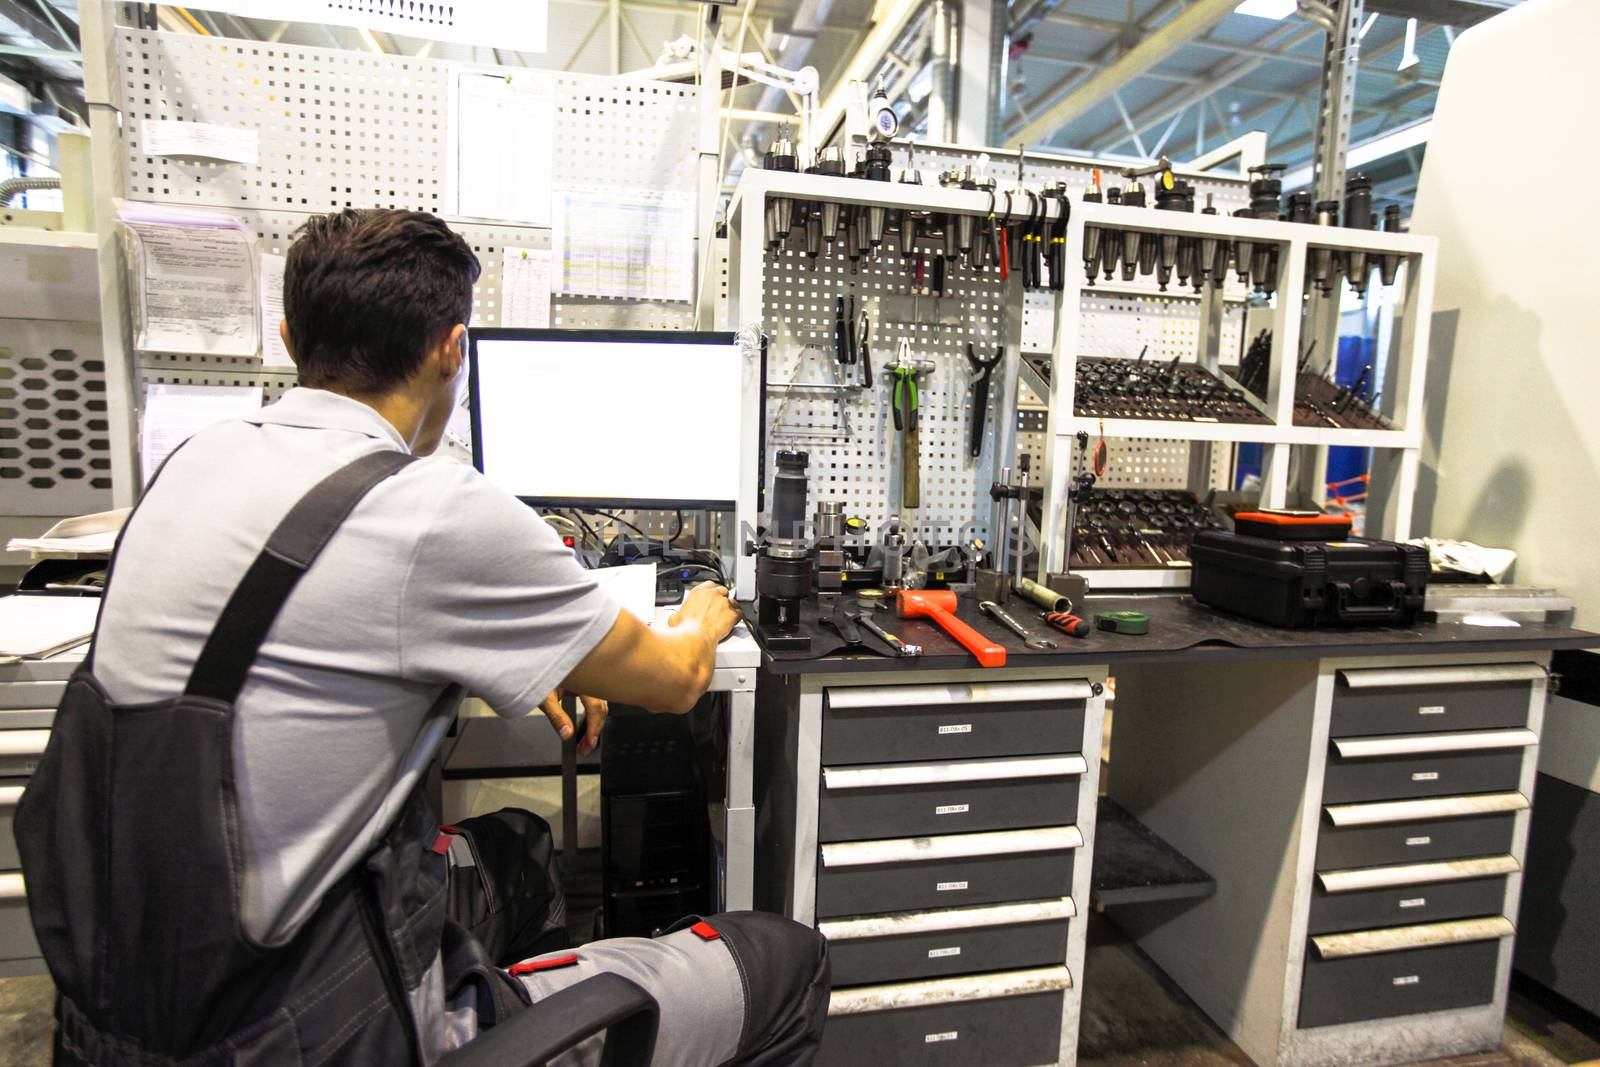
437;973;659;1067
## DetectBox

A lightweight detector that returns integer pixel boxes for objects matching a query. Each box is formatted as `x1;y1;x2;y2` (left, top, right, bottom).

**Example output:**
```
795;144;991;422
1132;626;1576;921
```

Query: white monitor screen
469;330;743;508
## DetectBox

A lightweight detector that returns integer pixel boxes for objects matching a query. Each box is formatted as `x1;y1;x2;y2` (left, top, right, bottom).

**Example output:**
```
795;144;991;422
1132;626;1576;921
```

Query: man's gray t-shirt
95;387;620;945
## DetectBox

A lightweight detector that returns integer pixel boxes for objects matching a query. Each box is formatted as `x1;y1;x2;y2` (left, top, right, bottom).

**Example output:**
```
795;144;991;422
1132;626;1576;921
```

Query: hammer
896;589;1006;668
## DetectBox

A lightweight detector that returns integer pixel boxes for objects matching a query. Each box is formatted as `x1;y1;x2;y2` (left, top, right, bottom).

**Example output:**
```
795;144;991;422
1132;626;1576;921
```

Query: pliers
967;342;1004;458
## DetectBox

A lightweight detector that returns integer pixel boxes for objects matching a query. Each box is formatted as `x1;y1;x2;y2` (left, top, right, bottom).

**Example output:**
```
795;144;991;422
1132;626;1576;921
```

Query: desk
750;596;1596;1067
444;611;763;911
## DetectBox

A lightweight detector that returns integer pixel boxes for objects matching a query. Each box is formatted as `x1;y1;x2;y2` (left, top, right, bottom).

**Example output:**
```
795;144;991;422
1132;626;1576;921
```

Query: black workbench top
753;593;1599;674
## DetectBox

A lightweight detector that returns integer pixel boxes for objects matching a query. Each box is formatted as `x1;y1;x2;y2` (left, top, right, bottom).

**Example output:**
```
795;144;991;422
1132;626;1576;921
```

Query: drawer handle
823;755;1087;791
1336;664;1547;689
1310;916;1514;960
0;873;23;902
1324;791;1528;828
826;680;1093;710
1331;729;1537;760
827;966;1072;1016
0;730;49;758
818;897;1075;941
820;826;1082;869
1318;855;1520;894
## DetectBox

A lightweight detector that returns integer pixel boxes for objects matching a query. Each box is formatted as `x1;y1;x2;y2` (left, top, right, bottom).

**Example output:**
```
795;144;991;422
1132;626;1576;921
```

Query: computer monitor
468;328;744;510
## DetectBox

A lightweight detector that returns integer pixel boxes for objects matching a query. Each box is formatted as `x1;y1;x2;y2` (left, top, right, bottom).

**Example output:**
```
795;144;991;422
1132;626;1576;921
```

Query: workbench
749;594;1597;1067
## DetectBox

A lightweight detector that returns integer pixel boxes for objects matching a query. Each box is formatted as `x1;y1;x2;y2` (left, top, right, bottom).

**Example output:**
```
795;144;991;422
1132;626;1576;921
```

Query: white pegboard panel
1078;291;1244;365
1023;285;1247;360
116;31;450;213
762;240;1008;545
885;143;1251;215
549;78;699;196
0;320;113;515
113;30;699;216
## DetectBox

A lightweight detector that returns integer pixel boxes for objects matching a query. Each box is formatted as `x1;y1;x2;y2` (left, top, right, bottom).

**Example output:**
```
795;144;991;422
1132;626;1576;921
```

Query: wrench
979;600;1058;651
847;607;923;657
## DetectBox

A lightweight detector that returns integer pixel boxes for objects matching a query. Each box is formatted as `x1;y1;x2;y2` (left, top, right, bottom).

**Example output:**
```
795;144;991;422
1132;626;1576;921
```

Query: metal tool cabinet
1106;652;1550;1067
753;669;1107;1067
0;655;77;977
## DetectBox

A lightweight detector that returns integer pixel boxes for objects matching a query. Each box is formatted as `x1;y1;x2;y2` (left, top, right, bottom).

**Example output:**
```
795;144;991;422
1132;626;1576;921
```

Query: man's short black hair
284;209;482;394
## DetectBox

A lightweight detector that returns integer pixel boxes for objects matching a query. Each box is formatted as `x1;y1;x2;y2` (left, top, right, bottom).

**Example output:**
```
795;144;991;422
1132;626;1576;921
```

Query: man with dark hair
17;208;828;1065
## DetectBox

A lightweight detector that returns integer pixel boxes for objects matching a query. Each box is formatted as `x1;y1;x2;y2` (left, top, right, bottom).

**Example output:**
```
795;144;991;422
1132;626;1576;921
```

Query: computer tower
599;702;713;938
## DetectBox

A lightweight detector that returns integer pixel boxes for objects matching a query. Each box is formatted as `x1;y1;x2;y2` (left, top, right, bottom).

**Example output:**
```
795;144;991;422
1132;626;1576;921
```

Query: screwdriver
1041;611;1091;638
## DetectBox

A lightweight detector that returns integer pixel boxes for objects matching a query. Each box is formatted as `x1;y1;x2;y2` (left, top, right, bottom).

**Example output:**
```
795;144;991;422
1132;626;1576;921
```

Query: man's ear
278;320;297;365
438;323;467;380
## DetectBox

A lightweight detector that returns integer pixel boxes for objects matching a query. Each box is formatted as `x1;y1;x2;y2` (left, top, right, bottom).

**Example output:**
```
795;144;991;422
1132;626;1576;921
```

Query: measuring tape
1095;610;1151;636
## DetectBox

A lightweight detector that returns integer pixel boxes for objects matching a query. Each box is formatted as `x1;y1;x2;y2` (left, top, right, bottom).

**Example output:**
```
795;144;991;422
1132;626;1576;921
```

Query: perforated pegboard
762;238;1008;545
0;320;114;514
1022;284;1246;362
885;143;1251;216
114;31;699;215
1077;290;1244;365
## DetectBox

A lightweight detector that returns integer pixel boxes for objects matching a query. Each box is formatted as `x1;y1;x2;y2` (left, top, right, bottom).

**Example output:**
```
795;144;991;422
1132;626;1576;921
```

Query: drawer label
1411;771;1440;782
1418;705;1446;716
1392;975;1421;986
938;724;973;735
935;804;970;816
925;1031;959;1044
928;946;962;959
936;881;969;892
1405;836;1432;847
1399;898;1427;909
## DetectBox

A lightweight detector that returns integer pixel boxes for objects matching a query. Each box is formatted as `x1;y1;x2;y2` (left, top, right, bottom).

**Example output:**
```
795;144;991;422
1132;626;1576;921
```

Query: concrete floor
3;912;1596;1066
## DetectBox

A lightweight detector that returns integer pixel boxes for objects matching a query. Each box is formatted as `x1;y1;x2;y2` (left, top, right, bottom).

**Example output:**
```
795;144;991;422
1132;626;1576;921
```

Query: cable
579;508;650;540
672;510;686;542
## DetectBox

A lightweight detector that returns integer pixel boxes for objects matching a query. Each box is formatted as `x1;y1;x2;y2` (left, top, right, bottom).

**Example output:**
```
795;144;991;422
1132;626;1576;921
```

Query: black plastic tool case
1190;531;1427;628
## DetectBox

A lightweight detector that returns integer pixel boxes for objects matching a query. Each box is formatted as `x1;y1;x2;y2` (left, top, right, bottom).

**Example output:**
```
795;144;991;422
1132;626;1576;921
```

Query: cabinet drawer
1331;665;1542;738
821;969;1068;1066
0;682;65;711
0;780;23;870
822;681;1090;766
820;899;1073;987
819;756;1085;843
1298;918;1511;1028
1322;748;1527;806
0;730;48;778
0;875;38;962
1309;877;1508;936
0;708;55;730
817;827;1080;919
1317;813;1517;871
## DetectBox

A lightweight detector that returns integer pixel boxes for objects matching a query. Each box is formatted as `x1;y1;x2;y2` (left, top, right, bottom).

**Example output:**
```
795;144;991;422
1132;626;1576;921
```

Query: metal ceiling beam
1215;20;1425;152
1005;0;1239;148
1001;0;1181;138
0;0;79;49
1078;20;1321;155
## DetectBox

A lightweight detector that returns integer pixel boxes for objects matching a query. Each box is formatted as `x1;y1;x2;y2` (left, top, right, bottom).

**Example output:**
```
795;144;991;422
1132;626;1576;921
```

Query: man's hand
670;581;740;648
538;690;610;757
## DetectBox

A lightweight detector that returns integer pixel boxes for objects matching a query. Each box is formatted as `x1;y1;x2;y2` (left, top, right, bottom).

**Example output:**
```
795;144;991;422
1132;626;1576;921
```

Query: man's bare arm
561;582;739;713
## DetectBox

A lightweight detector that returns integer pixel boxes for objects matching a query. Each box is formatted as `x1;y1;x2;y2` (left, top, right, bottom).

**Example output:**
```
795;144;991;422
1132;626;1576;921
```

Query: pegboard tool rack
728;168;1437;592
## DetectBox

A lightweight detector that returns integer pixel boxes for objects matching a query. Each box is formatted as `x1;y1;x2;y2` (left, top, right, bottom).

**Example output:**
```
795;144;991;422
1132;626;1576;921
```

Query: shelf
1092;798;1216;908
1066;416;1281;443
0;227;96;250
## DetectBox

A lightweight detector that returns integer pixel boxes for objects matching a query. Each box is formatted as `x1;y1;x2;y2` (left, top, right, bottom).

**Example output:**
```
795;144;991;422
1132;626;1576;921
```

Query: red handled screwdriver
1041;611;1091;638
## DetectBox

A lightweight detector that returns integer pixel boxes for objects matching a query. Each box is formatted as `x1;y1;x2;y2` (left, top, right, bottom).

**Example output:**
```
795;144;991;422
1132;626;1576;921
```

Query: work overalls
15;451;528;1063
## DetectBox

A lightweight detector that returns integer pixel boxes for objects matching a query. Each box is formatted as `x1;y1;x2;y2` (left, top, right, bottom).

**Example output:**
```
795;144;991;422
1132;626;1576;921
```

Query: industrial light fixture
1233;0;1298;19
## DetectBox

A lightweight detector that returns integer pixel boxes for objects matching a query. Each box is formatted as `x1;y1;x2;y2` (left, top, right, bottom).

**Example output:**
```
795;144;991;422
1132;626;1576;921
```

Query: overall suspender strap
184;449;416;704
